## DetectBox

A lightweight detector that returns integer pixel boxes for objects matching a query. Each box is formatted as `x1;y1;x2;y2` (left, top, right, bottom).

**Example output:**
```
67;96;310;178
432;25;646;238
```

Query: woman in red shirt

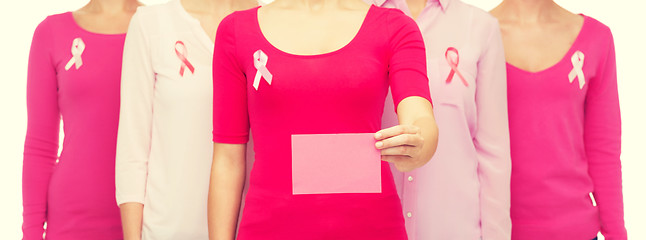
208;0;439;239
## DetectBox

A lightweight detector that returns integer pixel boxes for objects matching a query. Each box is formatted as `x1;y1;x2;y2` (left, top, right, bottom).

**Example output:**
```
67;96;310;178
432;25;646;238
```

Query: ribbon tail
253;71;261;90
259;68;273;85
455;71;468;87
65;59;74;71
186;63;195;73
445;71;455;84
75;58;83;69
568;70;577;83
578;73;585;89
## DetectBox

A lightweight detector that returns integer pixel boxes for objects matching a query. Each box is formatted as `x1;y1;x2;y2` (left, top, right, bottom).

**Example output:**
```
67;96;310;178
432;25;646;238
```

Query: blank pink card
291;133;382;195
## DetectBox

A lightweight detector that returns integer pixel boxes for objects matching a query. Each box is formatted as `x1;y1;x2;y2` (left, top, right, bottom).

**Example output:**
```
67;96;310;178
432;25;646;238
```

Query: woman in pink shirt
208;0;439;239
22;0;141;239
491;0;626;239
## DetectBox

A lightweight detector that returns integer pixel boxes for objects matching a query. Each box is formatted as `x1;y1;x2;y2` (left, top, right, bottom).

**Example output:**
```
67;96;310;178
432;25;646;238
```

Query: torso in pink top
212;6;431;239
23;12;124;240
507;15;626;240
369;0;512;239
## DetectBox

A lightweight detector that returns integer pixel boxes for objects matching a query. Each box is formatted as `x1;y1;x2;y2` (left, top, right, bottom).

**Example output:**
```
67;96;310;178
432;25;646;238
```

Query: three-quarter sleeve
473;20;512;240
22;18;58;240
212;14;249;144
115;10;155;205
385;9;431;110
584;29;627;240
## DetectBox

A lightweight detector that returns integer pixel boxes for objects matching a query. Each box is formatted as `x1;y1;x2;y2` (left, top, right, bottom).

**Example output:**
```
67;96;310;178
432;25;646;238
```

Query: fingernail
375;141;383;148
375;132;382;139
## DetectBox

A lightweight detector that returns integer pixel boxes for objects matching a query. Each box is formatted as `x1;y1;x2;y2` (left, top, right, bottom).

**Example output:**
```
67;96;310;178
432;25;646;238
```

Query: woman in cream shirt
115;0;257;239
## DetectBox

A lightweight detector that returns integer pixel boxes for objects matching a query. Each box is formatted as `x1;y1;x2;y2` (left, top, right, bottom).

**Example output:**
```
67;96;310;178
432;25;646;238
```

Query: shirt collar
374;0;451;12
373;0;388;6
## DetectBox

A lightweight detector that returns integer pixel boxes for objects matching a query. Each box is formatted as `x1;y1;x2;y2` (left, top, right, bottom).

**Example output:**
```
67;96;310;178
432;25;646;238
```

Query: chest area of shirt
54;36;123;98
240;46;389;107
507;49;597;103
149;32;214;100
150;32;213;81
425;42;480;106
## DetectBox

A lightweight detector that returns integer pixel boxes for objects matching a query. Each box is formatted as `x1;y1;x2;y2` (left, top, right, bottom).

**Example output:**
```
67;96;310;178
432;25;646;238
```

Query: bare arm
119;203;144;240
208;143;247;240
376;96;438;172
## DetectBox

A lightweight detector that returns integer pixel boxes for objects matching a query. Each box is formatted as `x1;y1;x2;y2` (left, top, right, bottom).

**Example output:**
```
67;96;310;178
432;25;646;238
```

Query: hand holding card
375;124;428;172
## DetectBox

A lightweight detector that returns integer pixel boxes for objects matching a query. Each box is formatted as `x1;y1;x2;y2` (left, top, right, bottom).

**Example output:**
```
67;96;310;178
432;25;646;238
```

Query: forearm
411;115;438;166
476;123;512;240
119;202;144;240
397;96;438;169
476;20;512;239
208;144;246;240
22;155;56;240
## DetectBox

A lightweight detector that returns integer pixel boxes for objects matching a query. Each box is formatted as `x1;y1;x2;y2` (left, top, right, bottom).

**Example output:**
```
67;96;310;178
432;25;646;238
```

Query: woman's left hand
375;124;426;172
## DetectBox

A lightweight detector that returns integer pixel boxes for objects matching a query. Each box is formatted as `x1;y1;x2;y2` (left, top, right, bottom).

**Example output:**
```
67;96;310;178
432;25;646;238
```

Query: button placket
402;170;418;238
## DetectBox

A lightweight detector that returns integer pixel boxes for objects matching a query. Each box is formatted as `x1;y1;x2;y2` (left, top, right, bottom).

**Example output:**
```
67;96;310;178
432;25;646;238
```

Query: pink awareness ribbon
253;50;273;90
568;51;585;89
65;38;85;71
175;41;195;76
445;47;469;87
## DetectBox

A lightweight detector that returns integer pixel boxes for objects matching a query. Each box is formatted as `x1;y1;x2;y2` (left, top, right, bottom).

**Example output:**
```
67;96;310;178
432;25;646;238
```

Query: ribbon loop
568;51;585;89
253;50;273;90
65;38;85;71
445;47;468;87
175;41;195;76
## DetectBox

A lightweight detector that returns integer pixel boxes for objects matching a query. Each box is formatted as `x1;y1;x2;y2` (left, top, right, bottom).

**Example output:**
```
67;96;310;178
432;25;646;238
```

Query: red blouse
212;6;431;239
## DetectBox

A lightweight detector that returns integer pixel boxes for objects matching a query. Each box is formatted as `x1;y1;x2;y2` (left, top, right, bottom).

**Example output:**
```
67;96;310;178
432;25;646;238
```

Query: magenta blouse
23;12;123;240
212;6;431;239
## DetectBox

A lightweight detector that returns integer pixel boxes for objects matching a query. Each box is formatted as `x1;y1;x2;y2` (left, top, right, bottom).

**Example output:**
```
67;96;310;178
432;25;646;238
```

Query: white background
0;0;644;239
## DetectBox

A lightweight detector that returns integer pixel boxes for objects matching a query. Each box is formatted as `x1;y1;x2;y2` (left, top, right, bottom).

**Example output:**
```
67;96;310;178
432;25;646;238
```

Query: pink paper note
291;133;382;195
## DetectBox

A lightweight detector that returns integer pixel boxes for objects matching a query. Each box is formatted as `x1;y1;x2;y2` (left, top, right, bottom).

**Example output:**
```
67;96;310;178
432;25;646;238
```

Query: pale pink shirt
369;0;511;239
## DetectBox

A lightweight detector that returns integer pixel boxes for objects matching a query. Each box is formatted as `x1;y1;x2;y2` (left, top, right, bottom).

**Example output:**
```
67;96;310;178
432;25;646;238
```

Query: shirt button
406;212;413;218
407;176;414;182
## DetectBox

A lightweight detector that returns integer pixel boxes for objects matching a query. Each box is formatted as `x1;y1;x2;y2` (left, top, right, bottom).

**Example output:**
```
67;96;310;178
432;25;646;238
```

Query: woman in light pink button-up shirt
370;0;512;239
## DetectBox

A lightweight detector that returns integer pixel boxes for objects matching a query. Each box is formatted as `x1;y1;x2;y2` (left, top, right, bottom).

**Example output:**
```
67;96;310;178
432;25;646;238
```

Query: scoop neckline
253;4;374;58
506;14;588;75
67;11;127;37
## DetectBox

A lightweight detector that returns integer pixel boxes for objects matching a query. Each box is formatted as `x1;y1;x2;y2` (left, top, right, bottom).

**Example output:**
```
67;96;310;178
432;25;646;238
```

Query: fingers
380;146;417;157
375;125;426;172
374;125;420;141
375;133;423;150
